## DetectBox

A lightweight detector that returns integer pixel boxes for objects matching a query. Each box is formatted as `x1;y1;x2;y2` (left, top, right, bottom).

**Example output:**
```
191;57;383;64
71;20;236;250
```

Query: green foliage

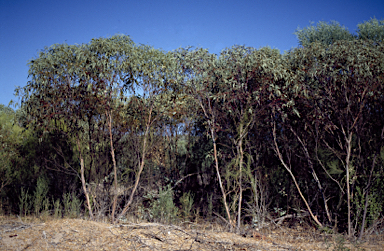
327;160;344;175
41;197;50;219
142;185;179;224
180;191;194;220
284;38;384;234
353;183;382;234
63;192;82;218
53;198;62;218
33;176;49;216
19;187;31;217
5;24;384;236
295;21;355;47
0;105;24;192
367;192;382;227
295;18;384;47
15;34;182;221
357;18;384;42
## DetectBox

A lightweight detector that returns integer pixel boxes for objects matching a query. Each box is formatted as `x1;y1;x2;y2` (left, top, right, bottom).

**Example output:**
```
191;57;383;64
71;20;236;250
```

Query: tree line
1;18;384;237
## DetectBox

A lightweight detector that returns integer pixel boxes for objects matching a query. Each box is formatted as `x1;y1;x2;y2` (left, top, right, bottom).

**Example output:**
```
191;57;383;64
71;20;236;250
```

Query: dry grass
0;215;383;250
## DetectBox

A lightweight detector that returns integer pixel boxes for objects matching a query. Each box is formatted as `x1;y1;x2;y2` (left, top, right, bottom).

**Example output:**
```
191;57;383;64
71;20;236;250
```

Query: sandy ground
0;216;383;250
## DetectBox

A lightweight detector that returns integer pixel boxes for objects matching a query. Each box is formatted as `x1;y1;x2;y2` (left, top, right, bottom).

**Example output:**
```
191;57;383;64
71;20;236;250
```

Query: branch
315;143;344;193
272;121;323;227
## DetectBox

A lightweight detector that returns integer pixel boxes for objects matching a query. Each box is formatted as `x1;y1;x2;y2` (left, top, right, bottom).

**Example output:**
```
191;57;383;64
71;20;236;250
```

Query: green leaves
295;18;384;47
295;21;355;47
20;35;142;133
12;30;384;231
357;18;384;43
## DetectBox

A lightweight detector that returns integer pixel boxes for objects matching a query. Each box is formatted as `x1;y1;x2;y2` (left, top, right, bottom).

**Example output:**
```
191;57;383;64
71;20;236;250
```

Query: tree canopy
3;19;384;237
295;18;384;47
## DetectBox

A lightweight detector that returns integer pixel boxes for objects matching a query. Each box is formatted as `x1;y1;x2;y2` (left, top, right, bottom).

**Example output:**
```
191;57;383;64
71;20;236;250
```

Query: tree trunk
345;132;353;237
237;138;244;233
76;139;93;219
211;128;233;231
107;110;118;223
272;122;322;227
115;105;153;223
291;127;332;224
198;98;233;231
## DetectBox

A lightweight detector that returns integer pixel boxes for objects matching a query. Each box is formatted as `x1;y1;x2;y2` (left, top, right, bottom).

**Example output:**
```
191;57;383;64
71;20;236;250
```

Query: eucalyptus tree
174;45;289;231
16;35;140;220
0;105;23;192
312;40;384;237
284;40;384;236
217;46;258;232
213;45;288;232
357;18;384;42
250;49;326;227
15;43;95;215
277;43;336;227
115;46;182;223
295;18;384;47
295;21;355;47
174;47;234;229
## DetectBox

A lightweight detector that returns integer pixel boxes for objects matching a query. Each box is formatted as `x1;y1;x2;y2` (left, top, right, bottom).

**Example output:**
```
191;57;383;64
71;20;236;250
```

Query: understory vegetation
1;18;384;239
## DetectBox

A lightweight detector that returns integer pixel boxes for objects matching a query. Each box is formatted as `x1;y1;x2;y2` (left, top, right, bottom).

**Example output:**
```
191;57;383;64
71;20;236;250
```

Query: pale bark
107;110;118;223
272;122;323;227
343;129;353;237
198;96;233;231
290;127;332;224
116;105;153;223
211;128;233;231
237;138;243;233
76;139;93;219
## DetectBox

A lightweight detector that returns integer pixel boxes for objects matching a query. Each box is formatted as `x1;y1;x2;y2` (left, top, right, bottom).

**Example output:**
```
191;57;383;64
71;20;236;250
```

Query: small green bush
180;191;194;220
19;187;31;217
54;198;62;218
33;176;49;216
144;185;179;224
63;192;82;218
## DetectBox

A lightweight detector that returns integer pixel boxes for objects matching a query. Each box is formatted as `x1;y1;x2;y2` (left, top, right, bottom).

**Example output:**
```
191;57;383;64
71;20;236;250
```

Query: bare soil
0;216;383;250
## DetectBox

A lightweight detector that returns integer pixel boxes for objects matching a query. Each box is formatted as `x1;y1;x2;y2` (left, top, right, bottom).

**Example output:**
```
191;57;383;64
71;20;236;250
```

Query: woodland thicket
1;18;384;238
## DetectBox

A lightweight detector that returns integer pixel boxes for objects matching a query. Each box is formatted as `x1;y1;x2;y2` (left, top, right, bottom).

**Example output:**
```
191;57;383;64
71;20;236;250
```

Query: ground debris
0;216;383;250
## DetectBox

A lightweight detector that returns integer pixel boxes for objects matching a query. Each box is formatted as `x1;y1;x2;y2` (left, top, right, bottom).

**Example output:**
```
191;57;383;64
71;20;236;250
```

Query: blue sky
0;0;383;107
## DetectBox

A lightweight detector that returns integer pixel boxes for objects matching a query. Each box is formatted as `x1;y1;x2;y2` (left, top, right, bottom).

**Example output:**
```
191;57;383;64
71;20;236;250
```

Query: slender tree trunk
211;128;233;231
115;105;153;223
76;139;93;219
198;98;233;230
237;137;244;233
273;122;322;227
345;132;353;237
107;110;118;223
291;127;332;224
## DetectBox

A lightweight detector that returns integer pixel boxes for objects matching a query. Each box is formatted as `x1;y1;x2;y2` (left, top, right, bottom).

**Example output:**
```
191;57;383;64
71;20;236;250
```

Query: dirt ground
0;216;383;250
